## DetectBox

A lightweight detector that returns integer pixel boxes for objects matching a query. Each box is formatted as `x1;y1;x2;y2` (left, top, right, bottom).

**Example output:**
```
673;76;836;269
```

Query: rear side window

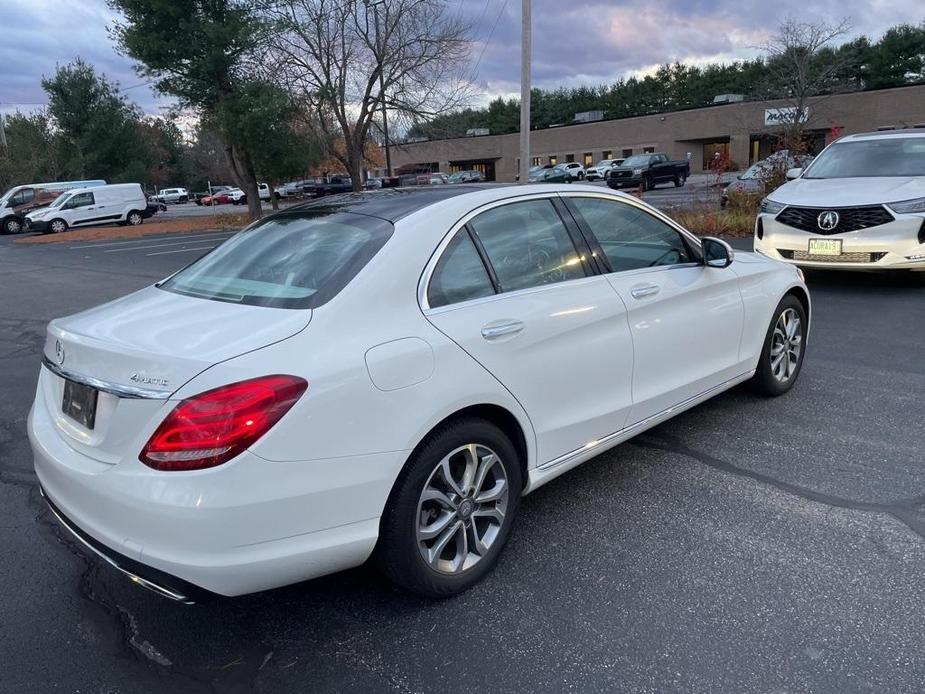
469;200;585;292
570;197;693;272
427;231;495;308
160;212;392;309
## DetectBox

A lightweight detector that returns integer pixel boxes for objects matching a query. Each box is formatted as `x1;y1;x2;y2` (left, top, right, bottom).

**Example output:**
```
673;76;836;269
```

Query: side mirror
702;237;734;268
785;167;803;180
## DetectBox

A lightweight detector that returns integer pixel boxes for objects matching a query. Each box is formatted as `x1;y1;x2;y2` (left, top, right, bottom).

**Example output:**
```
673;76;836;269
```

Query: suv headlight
886;197;925;214
760;198;786;215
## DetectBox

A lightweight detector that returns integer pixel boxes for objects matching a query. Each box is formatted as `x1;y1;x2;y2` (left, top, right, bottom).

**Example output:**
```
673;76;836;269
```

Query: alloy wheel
416;444;509;575
770;308;802;382
50;220;66;234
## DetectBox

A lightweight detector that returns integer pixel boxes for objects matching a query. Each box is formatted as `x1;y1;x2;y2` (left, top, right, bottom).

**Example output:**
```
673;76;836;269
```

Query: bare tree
760;18;852;151
269;0;471;190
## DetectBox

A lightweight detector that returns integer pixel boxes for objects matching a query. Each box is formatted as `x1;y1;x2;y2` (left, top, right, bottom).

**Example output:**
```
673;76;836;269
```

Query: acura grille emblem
817;211;840;231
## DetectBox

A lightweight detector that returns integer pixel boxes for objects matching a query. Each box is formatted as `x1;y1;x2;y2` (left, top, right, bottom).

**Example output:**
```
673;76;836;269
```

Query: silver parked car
722;151;813;208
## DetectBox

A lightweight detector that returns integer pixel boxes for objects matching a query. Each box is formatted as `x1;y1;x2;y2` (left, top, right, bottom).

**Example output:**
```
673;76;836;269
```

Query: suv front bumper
755;213;925;270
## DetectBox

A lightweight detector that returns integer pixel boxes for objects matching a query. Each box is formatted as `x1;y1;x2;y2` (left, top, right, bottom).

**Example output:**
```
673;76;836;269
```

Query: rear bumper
41;488;208;603
29;380;404;597
756;213;925;270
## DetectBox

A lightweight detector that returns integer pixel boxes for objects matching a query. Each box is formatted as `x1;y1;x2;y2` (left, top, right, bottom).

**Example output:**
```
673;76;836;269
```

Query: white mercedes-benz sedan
29;184;810;601
755;130;925;274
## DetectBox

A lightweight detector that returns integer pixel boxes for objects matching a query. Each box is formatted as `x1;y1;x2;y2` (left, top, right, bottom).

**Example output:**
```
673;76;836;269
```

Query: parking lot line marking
146;245;218;256
67;231;235;250
103;237;233;252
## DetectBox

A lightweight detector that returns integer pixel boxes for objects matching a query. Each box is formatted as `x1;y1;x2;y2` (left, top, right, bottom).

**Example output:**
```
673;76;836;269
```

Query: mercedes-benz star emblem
817;211;840;231
54;339;65;365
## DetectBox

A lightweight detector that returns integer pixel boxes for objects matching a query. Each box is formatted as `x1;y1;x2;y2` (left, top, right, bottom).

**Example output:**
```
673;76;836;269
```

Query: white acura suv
30;185;809;602
755;130;925;273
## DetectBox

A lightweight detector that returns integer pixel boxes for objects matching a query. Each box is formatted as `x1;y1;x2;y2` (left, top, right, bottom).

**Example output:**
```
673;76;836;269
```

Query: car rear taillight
140;375;308;471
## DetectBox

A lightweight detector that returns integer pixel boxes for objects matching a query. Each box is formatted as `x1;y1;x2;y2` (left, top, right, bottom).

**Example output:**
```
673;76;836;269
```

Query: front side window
569;197;694;272
469;200;585;293
160;211;392;309
427;231;495;308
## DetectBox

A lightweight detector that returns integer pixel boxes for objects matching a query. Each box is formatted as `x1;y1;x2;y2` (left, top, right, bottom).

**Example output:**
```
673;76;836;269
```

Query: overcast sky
1;0;923;117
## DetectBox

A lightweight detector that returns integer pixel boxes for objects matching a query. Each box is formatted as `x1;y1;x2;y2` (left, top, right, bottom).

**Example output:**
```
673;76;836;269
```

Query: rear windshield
159;211;392;309
803;137;925;178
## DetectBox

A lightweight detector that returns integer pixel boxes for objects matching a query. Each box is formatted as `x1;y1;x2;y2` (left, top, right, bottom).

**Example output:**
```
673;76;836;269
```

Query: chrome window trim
41;357;171;400
418;191;590;313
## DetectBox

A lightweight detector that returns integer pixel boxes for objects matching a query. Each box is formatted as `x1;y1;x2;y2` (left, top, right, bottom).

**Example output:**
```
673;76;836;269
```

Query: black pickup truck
606;153;690;191
315;176;354;197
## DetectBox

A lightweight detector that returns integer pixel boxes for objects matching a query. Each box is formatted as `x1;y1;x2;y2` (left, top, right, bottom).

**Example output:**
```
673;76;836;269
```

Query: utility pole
519;0;531;184
0;112;7;149
366;0;392;178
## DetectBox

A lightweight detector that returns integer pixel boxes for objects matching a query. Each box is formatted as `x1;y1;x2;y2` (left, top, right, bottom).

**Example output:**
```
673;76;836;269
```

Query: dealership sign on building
764;107;811;126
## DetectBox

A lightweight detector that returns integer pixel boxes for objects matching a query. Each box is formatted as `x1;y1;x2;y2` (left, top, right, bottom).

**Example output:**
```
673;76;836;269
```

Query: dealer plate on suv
808;238;842;256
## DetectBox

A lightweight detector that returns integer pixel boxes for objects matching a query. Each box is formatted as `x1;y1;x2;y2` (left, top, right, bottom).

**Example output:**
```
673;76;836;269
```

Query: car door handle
630;283;660;299
481;320;525;340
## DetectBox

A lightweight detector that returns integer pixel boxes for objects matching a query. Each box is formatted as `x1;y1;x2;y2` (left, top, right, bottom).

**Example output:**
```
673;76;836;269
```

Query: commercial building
389;84;925;181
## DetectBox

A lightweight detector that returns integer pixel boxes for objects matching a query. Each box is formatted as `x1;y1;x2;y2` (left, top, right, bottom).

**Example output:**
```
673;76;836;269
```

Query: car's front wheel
377;418;522;597
751;295;806;396
48;218;67;234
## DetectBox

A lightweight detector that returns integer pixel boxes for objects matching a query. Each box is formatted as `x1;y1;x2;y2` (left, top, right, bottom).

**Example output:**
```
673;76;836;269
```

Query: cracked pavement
0;231;923;693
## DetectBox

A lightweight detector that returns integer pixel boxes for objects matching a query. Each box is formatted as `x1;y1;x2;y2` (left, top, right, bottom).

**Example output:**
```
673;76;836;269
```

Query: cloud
1;0;922;116
0;0;167;116
461;0;925;100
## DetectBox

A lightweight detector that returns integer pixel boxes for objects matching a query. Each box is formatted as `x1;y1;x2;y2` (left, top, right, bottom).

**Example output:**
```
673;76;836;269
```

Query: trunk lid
41;286;311;464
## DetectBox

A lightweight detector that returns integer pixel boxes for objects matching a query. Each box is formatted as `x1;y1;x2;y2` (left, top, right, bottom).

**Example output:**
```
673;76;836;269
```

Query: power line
469;0;511;82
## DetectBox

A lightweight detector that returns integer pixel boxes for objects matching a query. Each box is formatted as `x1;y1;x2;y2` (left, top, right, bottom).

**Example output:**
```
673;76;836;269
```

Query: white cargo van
0;179;106;234
24;183;149;234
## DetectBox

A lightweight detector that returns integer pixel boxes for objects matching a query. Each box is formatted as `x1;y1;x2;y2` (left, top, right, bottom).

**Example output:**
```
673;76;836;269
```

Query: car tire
674;174;686;187
751;295;807;397
48;218;67;234
2;217;22;235
377;417;522;598
642;176;654;192
126;211;143;226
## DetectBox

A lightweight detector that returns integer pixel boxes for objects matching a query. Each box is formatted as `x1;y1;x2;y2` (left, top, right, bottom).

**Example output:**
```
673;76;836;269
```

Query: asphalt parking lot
1;229;923;693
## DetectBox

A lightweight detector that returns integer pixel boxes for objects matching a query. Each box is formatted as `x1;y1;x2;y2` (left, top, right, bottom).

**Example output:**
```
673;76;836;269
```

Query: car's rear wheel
48;218;67;234
377;418;522;598
751;295;806;396
674;173;686;187
127;211;143;226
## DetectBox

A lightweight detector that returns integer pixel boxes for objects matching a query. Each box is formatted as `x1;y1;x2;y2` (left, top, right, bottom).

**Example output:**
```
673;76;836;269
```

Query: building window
565;153;575;163
602;150;612;160
531;156;541;166
643;146;655;154
703;141;730;171
583;152;593;167
549;155;558;166
622;148;633;158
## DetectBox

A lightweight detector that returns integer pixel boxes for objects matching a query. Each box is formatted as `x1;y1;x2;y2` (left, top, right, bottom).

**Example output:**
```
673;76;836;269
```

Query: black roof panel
276;184;516;222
